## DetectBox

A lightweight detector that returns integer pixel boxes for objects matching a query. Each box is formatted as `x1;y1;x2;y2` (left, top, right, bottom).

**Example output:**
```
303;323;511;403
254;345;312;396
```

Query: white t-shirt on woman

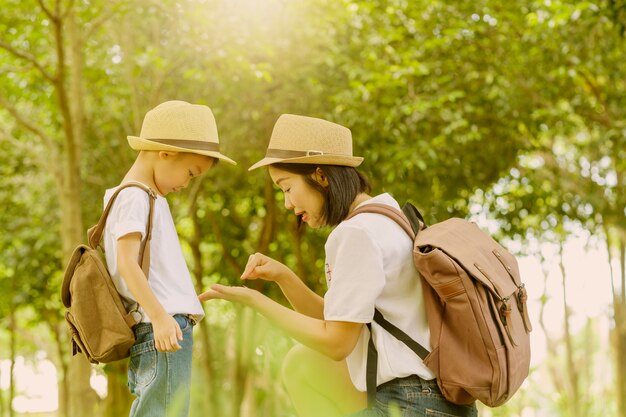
323;193;435;391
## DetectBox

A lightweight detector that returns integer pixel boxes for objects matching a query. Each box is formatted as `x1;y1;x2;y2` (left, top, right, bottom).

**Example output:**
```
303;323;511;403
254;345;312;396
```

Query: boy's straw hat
128;100;236;165
248;114;363;171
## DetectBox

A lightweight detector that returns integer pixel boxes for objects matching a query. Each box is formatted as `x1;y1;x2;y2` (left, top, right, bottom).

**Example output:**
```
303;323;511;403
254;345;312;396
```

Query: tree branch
61;0;76;20
0;125;62;181
37;0;57;22
0;97;57;152
0;128;35;154
0;39;55;82
85;0;126;38
577;68;614;127
0;97;66;184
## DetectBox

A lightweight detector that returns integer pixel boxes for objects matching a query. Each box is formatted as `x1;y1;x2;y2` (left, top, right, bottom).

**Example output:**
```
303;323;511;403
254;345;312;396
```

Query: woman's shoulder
343;193;402;225
331;193;412;243
328;194;396;236
358;193;401;210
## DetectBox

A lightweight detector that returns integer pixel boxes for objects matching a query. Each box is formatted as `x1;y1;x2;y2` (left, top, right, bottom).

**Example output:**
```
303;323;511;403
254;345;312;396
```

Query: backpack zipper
493;250;533;333
474;263;517;346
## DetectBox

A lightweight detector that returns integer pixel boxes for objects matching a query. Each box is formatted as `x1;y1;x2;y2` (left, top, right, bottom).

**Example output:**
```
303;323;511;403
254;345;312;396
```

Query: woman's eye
188;170;194;177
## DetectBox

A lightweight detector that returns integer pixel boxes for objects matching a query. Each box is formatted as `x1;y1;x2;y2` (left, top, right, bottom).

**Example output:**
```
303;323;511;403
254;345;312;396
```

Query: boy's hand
198;284;259;306
152;314;183;352
241;252;293;283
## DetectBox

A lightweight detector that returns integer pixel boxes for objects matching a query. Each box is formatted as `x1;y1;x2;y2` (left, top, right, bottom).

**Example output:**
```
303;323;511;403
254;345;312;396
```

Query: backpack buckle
128;307;143;325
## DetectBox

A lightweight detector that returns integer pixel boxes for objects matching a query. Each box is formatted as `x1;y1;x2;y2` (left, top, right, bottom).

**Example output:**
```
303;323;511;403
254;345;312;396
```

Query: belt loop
418;376;432;394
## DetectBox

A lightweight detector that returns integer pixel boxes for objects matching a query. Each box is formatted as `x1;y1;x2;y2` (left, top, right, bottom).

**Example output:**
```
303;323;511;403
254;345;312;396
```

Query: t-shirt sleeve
108;188;150;241
323;224;385;323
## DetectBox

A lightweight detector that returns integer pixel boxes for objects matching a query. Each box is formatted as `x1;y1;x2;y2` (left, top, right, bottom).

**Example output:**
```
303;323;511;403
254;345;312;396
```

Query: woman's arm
275;269;325;319
241;252;324;319
199;284;362;361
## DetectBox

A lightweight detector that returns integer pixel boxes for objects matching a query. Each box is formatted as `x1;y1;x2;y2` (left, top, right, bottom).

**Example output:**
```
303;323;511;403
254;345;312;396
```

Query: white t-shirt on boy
102;183;205;323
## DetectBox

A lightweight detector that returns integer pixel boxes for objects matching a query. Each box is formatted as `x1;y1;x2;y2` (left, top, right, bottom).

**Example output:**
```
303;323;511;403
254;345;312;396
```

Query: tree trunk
616;238;626;417
188;185;219;416
232;307;259;417
8;309;16;417
103;362;133;417
67;9;86;166
559;243;580;417
538;253;565;395
51;321;69;417
48;2;97;415
0;364;4;417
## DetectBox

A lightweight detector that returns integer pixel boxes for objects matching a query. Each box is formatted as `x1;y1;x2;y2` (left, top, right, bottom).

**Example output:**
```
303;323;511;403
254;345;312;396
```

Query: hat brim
128;136;237;165
248;155;363;171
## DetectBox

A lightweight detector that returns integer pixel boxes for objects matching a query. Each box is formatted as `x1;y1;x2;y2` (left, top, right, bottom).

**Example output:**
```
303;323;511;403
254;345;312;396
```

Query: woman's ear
314;167;329;188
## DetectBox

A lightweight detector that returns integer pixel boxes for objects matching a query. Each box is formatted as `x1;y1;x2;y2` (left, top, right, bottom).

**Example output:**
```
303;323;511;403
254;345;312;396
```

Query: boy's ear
158;150;179;160
314;167;329;188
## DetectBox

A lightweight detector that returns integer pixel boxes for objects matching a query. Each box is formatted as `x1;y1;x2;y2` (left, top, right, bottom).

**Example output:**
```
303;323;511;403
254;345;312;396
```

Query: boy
103;100;236;417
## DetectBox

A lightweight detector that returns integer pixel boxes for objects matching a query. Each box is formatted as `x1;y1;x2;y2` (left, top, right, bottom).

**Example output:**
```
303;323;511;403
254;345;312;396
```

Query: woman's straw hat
248;114;363;171
128;100;236;165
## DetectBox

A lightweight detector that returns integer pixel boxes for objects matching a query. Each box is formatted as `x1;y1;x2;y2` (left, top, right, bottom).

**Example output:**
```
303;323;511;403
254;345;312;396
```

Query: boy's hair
273;163;371;227
147;150;220;166
191;153;219;168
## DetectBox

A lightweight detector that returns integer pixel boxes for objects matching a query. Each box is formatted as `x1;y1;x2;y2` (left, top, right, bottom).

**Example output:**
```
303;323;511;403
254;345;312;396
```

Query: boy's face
154;152;214;195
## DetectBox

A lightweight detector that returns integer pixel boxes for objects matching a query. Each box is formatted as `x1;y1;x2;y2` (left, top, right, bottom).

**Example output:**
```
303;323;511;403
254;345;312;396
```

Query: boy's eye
188;170;194;177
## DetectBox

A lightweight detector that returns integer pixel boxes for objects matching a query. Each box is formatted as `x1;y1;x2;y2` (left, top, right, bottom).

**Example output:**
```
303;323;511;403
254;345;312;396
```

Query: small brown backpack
61;182;156;364
347;203;532;407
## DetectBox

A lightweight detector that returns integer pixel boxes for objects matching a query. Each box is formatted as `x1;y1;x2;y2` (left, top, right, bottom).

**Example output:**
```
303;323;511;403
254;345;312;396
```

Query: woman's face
268;165;327;228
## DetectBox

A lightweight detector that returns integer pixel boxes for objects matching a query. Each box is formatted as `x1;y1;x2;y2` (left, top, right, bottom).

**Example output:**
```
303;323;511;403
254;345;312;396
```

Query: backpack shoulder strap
347;201;431;405
373;309;429;359
86;182;157;278
346;203;416;239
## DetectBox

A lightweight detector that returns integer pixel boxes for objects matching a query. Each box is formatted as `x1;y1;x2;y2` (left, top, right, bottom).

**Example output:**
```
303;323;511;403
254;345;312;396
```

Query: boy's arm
117;232;183;353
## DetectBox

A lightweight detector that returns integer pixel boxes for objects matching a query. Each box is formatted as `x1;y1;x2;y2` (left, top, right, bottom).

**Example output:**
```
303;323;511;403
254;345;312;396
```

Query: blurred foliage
0;0;624;416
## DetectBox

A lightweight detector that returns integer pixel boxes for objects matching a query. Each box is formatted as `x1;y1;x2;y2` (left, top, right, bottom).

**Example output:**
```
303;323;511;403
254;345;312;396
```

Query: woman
199;114;477;417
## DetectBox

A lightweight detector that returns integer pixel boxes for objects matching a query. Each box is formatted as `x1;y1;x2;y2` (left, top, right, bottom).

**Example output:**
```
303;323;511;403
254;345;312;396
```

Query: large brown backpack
61;182;156;364
347;202;532;407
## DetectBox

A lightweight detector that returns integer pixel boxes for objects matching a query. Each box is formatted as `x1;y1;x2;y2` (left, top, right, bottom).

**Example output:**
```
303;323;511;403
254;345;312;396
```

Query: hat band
147;138;220;152
265;148;350;159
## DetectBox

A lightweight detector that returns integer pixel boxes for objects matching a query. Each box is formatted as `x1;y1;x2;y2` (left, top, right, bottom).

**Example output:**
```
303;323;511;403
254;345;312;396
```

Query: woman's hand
198;284;260;306
241;252;294;284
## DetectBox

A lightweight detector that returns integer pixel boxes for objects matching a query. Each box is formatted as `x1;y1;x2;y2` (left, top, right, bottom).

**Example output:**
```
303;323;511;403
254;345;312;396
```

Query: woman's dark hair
273;163;371;227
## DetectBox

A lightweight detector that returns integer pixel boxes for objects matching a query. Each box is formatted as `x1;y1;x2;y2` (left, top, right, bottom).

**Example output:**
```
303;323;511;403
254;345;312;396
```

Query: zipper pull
500;300;517;346
517;284;533;333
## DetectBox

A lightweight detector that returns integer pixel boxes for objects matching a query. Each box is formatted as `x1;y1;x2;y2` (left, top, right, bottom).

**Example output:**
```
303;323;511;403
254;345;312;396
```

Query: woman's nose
284;194;294;210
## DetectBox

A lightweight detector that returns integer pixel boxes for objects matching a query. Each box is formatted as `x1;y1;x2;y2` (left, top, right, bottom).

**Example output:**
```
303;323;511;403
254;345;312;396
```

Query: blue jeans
128;314;195;417
348;375;478;417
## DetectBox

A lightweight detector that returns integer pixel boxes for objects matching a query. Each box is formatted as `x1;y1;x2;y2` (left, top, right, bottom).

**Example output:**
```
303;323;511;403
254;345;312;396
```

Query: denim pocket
128;340;157;392
423;402;477;417
174;315;192;333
